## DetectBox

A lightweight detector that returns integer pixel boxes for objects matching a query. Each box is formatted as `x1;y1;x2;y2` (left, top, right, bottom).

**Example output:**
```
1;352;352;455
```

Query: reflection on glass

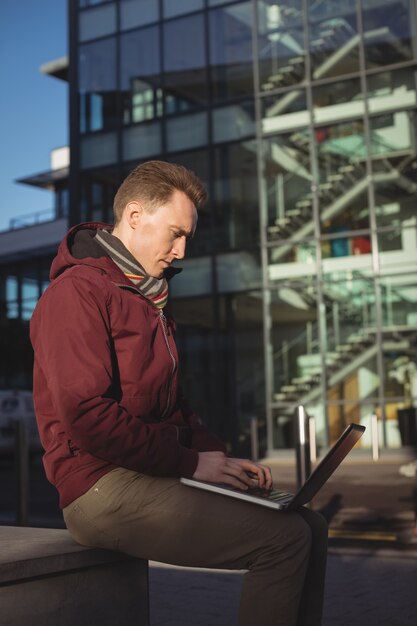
256;0;305;93
120;27;161;125
362;0;416;69
315;121;371;234
268;241;316;277
163;0;203;19
323;275;377;354
6;277;18;319
81;132;117;168
123;122;161;161
369;111;414;156
79;38;117;133
367;68;417;114
262;90;308;135
209;2;254;101
264;130;312;243
212;102;255;143
166;112;208;152
308;0;359;80
378;225;417;285
120;0;159;30
380;275;417;328
270;285;320;437
313;78;362;125
22;278;40;321
163;14;207;108
212;141;259;251
80;169;120;222
78;3;116;42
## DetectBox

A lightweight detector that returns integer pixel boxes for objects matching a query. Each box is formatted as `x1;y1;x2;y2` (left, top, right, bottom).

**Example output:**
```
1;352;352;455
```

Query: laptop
181;423;365;511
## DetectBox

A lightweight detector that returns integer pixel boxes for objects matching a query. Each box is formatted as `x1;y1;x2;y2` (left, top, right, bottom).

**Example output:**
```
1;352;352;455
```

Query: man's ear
125;201;142;228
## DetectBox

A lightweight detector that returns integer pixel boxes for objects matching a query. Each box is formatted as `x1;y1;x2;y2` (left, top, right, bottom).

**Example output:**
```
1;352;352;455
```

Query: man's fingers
232;459;273;489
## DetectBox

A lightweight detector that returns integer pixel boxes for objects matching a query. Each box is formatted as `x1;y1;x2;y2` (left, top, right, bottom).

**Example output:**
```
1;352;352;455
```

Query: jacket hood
50;221;181;283
50;222;122;282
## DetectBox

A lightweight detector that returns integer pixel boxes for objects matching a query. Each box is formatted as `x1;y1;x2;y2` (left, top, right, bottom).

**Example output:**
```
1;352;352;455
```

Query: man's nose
172;236;186;259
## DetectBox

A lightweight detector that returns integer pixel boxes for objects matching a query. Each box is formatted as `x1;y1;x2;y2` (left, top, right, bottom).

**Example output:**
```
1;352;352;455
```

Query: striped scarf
94;229;168;309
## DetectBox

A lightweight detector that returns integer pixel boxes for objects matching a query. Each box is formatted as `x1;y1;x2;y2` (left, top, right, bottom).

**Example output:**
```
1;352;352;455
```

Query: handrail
7;207;67;231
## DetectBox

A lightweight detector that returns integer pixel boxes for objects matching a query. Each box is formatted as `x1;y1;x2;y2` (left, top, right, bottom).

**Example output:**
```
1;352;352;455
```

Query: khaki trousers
63;467;327;626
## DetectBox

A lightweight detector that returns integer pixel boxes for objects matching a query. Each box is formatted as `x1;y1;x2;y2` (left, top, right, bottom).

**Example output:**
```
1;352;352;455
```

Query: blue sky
0;0;67;232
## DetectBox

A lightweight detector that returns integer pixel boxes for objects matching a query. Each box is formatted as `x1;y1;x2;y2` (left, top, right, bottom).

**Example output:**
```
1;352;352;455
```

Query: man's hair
113;160;207;223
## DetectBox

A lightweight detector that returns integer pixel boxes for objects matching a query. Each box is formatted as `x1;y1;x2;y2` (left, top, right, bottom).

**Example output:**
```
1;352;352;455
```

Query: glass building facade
68;0;417;455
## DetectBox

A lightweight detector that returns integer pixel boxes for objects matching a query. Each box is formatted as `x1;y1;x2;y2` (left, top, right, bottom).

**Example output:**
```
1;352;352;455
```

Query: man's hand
192;451;273;491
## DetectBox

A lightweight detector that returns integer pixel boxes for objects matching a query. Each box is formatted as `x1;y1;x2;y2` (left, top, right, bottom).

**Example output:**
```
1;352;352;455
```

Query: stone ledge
0;525;149;626
0;525;133;584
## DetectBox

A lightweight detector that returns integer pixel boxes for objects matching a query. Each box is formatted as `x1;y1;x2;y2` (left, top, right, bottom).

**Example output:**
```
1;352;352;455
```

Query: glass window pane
209;2;254;101
369;111;414;157
81;132;117;168
166;112;208;152
270;283;320;413
79;38;117;133
257;0;305;93
213;141;259;251
308;0;359;80
315;121;371;235
263;130;312;243
216;251;261;293
313;78;363;125
379;273;417;329
79;3;116;42
6;277;18;319
163;14;207;108
323;274;377;350
122;122;161;161
120;27;161;125
22;278;39;321
268;241;317;280
374;179;417;233
120;27;160;87
212;102;255;143
367;67;417;115
163;0;203;19
262;90;308;134
120;0;159;30
362;0;417;69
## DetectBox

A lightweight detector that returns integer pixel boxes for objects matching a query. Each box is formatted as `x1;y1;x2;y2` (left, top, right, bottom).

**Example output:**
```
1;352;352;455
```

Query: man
30;160;327;626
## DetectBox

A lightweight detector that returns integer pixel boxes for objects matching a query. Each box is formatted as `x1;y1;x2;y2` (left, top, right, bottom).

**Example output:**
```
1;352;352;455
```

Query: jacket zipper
159;310;177;419
116;283;176;420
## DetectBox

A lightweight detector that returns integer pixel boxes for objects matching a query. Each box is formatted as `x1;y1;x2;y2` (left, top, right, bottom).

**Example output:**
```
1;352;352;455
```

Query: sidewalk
148;546;417;626
265;449;417;545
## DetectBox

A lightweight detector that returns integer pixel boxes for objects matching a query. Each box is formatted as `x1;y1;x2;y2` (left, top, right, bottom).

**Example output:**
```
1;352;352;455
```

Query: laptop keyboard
247;487;293;502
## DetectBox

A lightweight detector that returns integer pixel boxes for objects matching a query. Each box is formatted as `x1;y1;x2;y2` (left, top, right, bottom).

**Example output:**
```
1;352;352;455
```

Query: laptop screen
289;423;365;509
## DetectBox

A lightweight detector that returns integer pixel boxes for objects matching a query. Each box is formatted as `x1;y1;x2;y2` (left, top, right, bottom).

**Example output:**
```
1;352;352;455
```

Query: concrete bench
0;526;149;626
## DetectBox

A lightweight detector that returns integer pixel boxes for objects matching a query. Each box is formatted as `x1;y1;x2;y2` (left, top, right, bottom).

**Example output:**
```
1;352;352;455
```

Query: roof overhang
40;56;69;82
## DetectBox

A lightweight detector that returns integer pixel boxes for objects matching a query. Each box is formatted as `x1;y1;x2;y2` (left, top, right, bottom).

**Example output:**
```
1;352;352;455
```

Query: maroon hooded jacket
30;223;226;508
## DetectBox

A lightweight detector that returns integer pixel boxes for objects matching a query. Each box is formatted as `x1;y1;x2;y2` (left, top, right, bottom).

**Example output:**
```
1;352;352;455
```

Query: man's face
129;189;198;278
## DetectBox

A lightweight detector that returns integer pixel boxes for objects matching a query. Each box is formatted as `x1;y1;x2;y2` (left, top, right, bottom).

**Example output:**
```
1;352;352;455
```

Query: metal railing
7;207;67;231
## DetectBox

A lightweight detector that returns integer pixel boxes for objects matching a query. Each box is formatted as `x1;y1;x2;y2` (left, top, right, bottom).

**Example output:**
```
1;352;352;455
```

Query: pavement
148;546;417;626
